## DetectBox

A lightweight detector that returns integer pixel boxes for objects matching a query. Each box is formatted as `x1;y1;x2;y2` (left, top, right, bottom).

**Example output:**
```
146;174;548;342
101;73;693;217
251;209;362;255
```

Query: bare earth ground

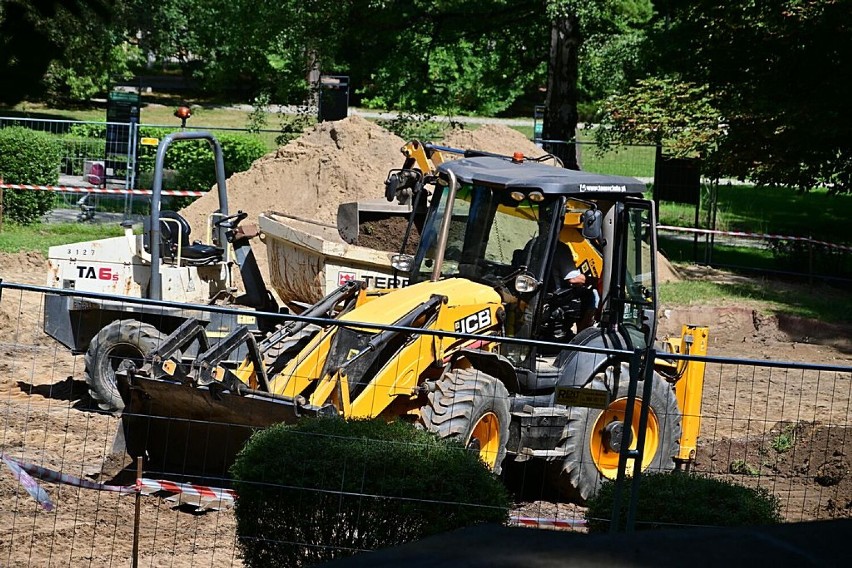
1;118;850;564
1;251;850;565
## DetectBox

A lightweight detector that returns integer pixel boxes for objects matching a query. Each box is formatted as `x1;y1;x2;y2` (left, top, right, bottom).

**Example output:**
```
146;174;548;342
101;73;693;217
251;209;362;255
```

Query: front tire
84;319;163;413
418;368;510;474
555;364;681;501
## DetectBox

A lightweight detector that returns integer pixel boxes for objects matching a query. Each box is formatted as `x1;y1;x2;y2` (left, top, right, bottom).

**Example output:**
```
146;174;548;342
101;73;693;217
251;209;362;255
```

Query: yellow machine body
658;325;710;462
240;279;504;420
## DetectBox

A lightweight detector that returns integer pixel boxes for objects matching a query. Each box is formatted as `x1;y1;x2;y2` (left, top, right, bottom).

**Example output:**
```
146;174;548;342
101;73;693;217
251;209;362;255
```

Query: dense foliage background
1;1;849;192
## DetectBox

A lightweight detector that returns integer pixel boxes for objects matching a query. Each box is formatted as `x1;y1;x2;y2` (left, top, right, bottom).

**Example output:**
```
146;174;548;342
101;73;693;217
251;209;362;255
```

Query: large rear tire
554;364;681;501
418;368;510;474
84;319;163;413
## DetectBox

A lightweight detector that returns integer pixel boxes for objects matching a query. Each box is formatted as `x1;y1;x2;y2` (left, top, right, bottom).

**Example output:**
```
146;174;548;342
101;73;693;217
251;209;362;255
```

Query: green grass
0;222;124;256
3;100;258;128
659;277;852;324
659;184;852;246
659;235;777;268
507;125;657;178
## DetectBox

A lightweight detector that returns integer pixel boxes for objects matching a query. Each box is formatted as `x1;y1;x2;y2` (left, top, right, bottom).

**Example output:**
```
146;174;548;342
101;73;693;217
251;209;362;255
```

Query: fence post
124;118;139;220
0;177;4;231
132;455;143;568
609;350;643;533
808;235;814;286
625;345;657;532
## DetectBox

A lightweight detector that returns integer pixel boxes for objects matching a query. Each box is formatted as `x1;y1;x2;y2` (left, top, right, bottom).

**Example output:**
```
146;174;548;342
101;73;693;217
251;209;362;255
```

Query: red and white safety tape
0;453;233;511
138;478;236;510
0;182;205;197
657;224;852;253
509;515;586;531
1;454;590;528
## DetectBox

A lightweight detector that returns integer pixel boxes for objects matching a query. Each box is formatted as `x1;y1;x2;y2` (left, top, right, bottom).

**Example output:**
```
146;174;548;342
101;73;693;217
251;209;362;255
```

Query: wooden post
132;456;143;568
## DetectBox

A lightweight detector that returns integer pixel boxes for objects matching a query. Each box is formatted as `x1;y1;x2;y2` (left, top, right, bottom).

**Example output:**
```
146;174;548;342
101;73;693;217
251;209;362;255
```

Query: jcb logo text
454;309;492;334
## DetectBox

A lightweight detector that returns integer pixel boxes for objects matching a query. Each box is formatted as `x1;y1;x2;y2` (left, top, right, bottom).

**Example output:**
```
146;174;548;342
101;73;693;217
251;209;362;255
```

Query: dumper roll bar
149;131;229;301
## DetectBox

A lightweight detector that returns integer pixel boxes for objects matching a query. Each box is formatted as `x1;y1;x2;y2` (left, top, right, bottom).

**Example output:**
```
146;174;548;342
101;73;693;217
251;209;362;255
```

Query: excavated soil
178;117;550;294
1;117;851;563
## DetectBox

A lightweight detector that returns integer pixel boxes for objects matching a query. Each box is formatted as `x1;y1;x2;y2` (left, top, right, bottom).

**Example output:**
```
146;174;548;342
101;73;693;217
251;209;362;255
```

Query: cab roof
436;156;647;197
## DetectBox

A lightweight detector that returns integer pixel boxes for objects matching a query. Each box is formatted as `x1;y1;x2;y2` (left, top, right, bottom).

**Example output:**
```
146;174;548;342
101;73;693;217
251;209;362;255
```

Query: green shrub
0;126;62;224
59;135;106;176
585;473;782;532
68;122;107;139
136;128;267;190
377;112;445;142
231;417;509;567
134;128;267;209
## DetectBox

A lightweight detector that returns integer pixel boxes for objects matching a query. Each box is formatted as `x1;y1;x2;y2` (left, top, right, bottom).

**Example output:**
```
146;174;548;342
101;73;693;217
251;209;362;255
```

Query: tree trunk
306;49;321;110
543;13;581;170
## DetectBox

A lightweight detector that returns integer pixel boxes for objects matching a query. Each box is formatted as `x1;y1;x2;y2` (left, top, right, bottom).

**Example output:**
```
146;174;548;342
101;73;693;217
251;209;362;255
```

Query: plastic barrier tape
0;183;204;197
0;453;234;511
658;225;852;253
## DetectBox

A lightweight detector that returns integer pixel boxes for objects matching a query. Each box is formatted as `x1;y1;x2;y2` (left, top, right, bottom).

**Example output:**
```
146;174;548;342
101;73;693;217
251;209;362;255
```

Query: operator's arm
554;241;586;286
564;267;586;286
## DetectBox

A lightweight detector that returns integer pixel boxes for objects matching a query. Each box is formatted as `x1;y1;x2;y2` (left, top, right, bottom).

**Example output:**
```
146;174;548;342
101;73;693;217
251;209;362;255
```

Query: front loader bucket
337;199;412;244
118;374;304;479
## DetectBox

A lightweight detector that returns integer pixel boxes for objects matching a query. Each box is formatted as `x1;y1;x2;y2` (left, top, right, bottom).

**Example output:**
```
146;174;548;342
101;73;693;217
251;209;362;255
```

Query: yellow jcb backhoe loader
118;146;707;501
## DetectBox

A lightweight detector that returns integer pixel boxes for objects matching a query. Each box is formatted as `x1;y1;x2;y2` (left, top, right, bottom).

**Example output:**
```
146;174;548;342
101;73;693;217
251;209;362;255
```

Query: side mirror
581;209;603;240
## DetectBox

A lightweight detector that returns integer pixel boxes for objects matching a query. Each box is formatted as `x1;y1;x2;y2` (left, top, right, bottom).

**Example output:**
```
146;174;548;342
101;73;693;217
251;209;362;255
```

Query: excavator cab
398;155;657;362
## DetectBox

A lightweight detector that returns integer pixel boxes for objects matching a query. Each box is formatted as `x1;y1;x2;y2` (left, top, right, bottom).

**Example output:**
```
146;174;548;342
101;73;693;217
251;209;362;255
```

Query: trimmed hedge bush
136;128;267;191
584;472;783;532
231;417;510;567
0;126;62;224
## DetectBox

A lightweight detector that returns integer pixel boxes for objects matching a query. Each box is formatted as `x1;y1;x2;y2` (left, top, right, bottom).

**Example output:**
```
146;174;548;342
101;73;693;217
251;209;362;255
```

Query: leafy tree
350;1;548;117
182;0;346;102
0;0;116;104
124;0;205;72
40;4;141;102
592;77;723;159
542;1;653;169
649;0;852;193
578;2;653;104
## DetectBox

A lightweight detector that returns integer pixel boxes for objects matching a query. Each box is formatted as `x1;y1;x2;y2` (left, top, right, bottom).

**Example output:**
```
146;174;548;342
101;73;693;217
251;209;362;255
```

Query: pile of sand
180;118;549;237
177;117;549;293
180;116;408;235
441;124;548;160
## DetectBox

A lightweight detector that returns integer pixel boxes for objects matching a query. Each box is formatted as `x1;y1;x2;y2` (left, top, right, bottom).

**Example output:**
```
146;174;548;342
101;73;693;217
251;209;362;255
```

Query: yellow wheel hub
467;412;501;470
589;398;660;479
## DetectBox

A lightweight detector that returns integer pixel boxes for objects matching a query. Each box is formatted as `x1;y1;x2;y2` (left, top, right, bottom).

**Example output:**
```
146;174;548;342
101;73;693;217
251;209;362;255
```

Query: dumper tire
84;319;163;413
418;368;510;474
554;365;681;502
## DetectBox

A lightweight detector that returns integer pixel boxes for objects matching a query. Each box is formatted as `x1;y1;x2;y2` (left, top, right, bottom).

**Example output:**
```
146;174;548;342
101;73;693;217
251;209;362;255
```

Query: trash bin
318;75;349;122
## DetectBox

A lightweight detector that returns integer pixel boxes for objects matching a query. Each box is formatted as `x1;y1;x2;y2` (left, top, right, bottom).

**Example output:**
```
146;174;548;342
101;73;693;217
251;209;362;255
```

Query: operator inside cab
536;220;601;346
550;240;599;331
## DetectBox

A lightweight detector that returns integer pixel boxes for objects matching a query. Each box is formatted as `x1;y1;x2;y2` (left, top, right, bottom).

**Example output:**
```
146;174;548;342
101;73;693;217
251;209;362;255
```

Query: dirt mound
656;251;682;283
180;116;407;235
0;251;46;281
179;121;547;239
0;251;47;335
695;421;852;521
441;124;548;160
